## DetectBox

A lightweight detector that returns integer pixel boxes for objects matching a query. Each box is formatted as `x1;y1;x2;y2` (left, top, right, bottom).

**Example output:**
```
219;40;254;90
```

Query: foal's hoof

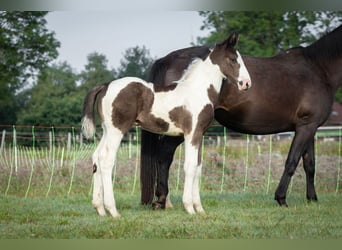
152;202;165;210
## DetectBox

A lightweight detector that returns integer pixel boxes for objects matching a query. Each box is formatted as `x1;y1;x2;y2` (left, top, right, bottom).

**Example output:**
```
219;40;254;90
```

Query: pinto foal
81;33;251;217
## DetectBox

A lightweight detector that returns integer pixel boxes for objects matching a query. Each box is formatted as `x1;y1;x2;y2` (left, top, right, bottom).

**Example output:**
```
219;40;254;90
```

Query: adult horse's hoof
152;201;165;210
275;197;288;207
307;195;318;202
307;196;318;205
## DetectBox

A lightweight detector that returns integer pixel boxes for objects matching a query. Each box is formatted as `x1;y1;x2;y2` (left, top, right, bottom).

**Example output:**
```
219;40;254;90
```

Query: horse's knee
284;160;297;177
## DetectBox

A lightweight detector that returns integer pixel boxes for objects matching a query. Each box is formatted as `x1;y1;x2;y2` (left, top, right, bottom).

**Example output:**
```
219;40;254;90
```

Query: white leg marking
182;138;198;215
193;163;205;214
92;137;106;216
93;126;123;218
165;193;173;209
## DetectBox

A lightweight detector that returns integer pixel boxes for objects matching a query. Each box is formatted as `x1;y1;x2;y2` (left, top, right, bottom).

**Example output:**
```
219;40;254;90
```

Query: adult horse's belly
214;106;295;135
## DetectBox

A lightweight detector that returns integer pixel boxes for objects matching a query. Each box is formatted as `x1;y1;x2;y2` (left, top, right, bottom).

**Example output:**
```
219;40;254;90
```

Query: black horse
140;25;342;209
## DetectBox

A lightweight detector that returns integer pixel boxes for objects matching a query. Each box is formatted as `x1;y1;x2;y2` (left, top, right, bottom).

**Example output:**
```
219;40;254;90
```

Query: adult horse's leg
275;125;317;206
140;129;183;209
153;135;184;209
302;137;318;202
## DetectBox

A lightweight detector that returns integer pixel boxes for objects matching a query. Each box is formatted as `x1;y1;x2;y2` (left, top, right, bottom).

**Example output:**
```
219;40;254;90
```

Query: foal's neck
177;57;224;92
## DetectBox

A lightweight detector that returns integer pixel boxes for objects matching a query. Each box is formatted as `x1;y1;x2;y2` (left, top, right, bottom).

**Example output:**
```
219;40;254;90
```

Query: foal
81;33;251;217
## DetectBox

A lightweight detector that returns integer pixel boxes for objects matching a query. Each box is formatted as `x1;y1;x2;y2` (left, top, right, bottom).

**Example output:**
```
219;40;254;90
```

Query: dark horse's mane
303;25;342;61
148;46;210;83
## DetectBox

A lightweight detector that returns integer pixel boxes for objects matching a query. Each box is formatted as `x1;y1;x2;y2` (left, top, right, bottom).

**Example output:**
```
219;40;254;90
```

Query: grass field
0;192;341;239
0;135;341;239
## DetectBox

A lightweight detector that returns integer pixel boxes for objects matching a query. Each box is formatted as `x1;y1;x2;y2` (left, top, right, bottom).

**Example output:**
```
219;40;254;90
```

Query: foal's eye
230;58;237;63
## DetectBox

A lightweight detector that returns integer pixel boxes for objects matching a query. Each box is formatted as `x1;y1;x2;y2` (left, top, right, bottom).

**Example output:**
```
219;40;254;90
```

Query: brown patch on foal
191;104;214;148
169;106;192;135
207;84;219;105
112;82;169;134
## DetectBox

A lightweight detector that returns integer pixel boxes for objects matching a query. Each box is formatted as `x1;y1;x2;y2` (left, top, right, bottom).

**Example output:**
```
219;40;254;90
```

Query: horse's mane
303;25;342;62
148;46;210;85
175;58;204;83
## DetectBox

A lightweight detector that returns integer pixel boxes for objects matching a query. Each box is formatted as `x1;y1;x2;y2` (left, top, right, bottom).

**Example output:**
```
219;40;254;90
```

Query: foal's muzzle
238;79;251;91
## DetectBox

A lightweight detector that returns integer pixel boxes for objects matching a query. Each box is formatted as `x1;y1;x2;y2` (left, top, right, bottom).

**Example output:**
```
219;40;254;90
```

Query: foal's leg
97;127;124;218
192;162;204;214
192;142;205;214
92;136;106;216
182;137;200;214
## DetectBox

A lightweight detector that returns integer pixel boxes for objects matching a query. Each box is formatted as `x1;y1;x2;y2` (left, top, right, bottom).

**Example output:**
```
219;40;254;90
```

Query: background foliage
1;11;342;126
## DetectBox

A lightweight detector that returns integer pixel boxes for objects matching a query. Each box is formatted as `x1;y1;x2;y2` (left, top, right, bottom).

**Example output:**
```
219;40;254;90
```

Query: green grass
0;192;341;239
1;138;341;239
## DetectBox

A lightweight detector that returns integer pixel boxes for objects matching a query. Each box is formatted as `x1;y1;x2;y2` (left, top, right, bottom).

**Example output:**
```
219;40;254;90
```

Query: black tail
140;130;160;204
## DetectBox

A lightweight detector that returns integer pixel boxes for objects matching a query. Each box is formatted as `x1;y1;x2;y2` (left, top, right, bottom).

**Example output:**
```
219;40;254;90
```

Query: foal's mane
175;57;207;83
148;46;210;85
303;25;342;61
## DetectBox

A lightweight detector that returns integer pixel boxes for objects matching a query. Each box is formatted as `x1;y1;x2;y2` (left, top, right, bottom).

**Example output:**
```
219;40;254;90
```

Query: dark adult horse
140;25;342;209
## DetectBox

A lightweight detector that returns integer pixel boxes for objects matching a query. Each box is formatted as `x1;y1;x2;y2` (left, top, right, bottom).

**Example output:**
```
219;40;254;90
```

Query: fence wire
0;125;341;198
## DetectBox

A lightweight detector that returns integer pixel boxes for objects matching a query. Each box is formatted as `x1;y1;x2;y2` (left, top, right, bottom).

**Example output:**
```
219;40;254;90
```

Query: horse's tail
140;130;159;204
81;84;108;139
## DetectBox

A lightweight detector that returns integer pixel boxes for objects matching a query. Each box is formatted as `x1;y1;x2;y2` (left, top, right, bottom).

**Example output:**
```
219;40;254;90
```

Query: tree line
1;11;342;127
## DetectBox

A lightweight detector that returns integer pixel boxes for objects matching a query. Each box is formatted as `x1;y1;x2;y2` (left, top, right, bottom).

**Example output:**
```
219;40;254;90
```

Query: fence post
0;130;5;153
336;127;341;193
79;132;83;147
67;127;76;196
67;132;71;152
266;135;273;194
243;134;250;192
49;131;52;152
13;125;18;174
220;127;227;193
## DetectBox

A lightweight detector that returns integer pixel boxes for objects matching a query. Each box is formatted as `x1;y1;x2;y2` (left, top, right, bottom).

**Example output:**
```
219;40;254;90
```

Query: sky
45;11;210;73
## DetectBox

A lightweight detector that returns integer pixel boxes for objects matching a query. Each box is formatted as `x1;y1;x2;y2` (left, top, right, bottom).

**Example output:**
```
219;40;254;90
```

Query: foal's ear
222;33;239;48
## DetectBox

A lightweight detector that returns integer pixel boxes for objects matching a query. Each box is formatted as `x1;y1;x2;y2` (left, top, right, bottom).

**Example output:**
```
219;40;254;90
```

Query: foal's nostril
238;81;243;86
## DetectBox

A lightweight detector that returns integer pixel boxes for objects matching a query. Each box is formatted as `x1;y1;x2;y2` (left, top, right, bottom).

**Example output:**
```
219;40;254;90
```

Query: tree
114;45;154;80
0;11;60;124
198;11;342;56
198;11;342;103
17;62;80;126
79;52;114;92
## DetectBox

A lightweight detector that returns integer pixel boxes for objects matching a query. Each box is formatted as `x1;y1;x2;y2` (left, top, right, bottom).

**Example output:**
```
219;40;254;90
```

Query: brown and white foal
81;33;251;217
